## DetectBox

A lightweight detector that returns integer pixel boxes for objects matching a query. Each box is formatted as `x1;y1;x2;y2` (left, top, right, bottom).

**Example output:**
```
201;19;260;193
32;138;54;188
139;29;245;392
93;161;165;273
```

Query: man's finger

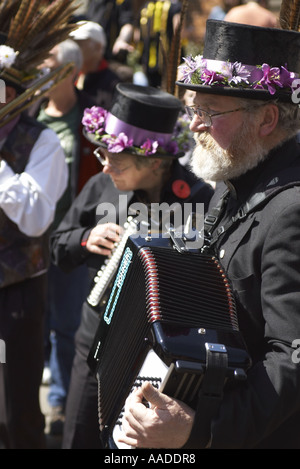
141;382;170;409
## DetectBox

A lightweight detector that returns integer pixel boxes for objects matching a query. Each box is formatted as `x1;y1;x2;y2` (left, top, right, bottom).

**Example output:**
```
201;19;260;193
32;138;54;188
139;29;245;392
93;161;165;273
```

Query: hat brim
83;128;185;159
176;80;294;103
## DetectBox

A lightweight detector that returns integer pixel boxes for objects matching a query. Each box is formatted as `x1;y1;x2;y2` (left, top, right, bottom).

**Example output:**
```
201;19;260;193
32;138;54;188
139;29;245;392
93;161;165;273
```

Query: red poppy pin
172;180;191;199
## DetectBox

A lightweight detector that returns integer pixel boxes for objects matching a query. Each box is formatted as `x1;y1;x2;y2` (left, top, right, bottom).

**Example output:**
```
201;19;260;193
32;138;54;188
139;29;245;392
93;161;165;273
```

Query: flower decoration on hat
82;105;194;157
0;46;17;69
178;55;297;96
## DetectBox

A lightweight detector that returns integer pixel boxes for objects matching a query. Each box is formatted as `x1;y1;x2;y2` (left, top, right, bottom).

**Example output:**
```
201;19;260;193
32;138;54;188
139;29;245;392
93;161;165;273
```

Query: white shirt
0;128;68;237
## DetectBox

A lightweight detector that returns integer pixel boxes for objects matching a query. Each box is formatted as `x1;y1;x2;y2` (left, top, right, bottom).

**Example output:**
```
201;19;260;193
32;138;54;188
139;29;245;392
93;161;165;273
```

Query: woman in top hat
119;18;300;449
50;82;214;448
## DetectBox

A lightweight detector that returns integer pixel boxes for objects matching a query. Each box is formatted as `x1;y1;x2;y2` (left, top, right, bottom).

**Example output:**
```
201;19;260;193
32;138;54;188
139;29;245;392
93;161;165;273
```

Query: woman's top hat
176;19;300;103
82;83;193;158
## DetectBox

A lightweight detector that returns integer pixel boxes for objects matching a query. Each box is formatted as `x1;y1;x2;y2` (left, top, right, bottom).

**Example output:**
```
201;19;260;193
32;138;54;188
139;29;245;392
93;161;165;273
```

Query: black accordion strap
182;345;228;449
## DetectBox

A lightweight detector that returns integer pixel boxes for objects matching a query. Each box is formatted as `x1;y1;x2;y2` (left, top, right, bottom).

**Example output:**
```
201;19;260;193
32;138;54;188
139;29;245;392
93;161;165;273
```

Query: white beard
190;122;269;182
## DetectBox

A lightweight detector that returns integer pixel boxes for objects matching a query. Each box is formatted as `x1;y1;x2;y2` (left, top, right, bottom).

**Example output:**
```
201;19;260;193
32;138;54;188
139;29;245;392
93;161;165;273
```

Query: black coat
187;137;300;449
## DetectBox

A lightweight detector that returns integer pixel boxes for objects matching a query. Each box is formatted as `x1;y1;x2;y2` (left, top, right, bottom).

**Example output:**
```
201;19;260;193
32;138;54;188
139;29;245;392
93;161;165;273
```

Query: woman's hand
85;222;123;256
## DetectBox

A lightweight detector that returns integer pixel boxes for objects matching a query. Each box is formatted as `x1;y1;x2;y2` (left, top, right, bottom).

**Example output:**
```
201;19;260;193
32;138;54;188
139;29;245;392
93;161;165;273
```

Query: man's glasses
185;105;247;127
94;148;133;175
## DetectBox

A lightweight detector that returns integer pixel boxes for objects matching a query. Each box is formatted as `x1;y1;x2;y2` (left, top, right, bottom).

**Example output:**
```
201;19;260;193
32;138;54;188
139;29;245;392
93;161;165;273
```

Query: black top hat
82;83;193;158
176;20;300;103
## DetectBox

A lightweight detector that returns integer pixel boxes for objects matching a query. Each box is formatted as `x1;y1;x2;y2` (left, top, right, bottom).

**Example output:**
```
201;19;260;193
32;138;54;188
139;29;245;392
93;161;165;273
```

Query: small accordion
87;232;251;447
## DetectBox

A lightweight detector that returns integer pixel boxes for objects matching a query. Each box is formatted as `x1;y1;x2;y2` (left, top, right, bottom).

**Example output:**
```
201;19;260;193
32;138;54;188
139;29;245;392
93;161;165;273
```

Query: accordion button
219;249;225;258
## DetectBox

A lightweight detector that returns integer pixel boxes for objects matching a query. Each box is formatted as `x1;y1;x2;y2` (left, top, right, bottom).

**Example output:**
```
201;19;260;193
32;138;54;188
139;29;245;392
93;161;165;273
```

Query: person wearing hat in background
50;82;214;448
119;18;300;449
0;0;75;448
70;21;123;109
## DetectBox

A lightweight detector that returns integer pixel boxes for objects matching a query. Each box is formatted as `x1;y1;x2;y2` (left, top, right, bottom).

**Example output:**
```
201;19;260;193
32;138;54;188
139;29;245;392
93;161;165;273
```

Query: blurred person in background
208;0;243;21
224;0;278;27
70;21;123;109
83;0;135;62
133;0;182;88
34;38;97;437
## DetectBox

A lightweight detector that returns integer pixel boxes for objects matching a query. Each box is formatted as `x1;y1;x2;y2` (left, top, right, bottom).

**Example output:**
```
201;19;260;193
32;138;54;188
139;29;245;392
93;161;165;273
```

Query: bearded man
119;20;300;449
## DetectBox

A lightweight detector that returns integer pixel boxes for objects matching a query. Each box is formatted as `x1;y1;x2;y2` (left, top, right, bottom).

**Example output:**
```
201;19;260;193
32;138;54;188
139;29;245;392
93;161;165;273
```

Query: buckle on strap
204;214;217;226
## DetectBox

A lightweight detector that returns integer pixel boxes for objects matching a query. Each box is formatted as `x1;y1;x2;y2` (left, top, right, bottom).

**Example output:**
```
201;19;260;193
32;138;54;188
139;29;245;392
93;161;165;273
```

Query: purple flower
201;69;226;86
178;55;207;83
102;132;133;153
279;66;295;88
165;140;179;155
259;64;284;95
141;139;159;155
228;62;251;85
82;106;107;133
252;82;265;91
178;56;198;83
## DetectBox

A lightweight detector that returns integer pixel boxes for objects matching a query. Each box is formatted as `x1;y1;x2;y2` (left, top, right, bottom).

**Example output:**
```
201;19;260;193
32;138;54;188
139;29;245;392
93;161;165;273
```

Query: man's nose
189;114;209;132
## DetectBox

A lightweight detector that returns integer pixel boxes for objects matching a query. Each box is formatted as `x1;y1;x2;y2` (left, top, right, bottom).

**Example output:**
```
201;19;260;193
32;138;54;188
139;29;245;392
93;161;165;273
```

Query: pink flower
201;69;226;86
258;64;294;95
82;106;107;133
141;139;159;155
103;132;133;153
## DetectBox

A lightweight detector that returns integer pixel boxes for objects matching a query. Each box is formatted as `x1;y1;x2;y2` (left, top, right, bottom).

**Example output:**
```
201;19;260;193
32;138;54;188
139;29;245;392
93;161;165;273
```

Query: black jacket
51;160;214;278
186;137;300;449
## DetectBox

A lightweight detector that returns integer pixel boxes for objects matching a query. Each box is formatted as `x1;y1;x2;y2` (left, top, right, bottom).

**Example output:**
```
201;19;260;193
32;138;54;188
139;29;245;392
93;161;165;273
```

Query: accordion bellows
140;246;237;329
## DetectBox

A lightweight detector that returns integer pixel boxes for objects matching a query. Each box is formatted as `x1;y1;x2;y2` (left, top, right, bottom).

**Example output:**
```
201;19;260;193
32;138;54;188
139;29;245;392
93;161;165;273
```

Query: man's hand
118;382;195;448
85;222;122;256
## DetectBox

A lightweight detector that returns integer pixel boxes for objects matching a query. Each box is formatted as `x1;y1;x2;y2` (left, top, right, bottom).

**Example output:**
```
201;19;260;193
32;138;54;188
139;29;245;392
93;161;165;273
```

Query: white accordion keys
87;217;138;307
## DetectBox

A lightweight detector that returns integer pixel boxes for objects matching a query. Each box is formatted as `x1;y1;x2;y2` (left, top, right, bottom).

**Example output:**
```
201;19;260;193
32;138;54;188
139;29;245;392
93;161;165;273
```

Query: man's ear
5;86;17;104
258;103;279;137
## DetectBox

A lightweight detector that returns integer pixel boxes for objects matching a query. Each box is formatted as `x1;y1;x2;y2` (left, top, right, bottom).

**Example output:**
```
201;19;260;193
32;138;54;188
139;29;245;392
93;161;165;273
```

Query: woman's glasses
94;148;133;174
